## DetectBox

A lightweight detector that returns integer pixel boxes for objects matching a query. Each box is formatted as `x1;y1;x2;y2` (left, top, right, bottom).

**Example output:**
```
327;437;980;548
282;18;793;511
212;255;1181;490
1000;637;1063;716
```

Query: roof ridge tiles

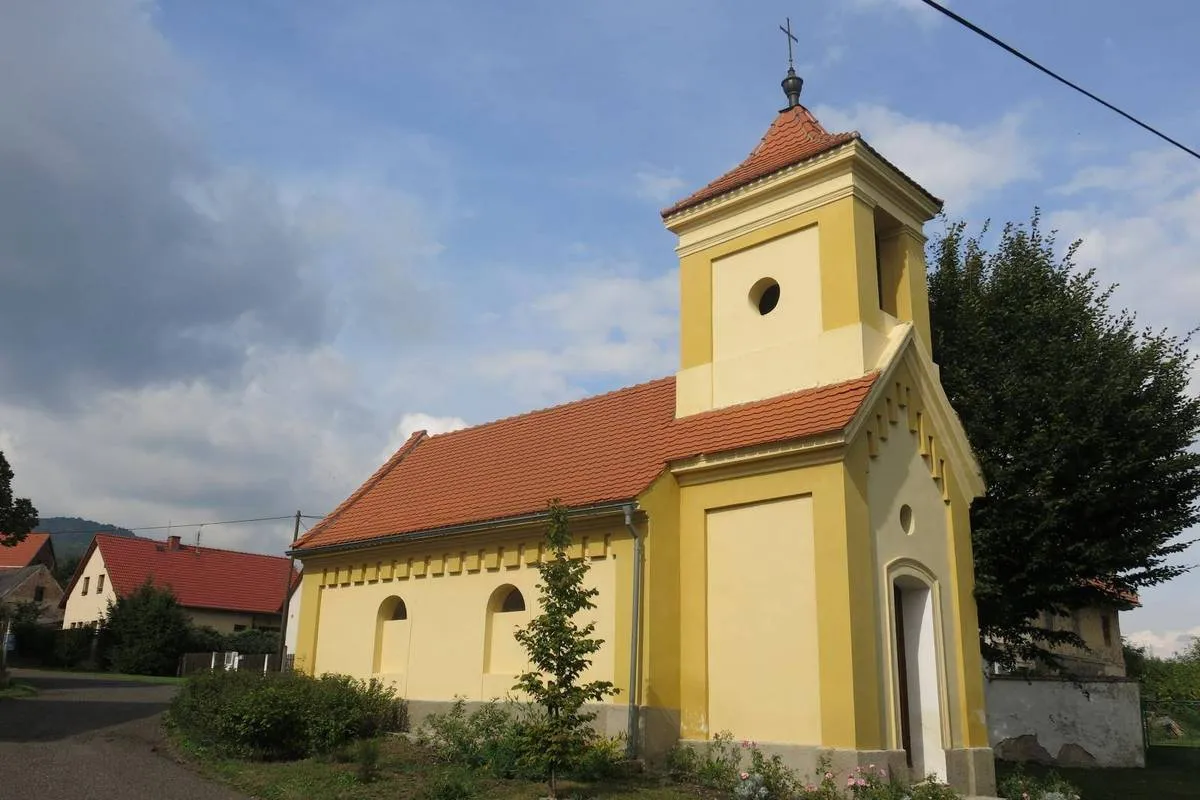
96;533;292;562
422;374;677;442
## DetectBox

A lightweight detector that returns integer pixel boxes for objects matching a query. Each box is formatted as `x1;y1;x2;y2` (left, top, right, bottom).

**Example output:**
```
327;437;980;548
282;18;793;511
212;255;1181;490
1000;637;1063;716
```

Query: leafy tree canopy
928;211;1200;670
103;578;192;676
0;450;38;548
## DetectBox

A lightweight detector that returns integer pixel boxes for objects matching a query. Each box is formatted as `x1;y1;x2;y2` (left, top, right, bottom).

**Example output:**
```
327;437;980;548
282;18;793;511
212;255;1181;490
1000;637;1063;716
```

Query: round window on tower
899;504;914;536
749;277;781;316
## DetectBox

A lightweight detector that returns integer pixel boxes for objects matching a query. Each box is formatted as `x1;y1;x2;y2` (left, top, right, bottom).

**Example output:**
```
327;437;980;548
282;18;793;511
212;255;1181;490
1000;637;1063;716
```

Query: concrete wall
986;677;1144;768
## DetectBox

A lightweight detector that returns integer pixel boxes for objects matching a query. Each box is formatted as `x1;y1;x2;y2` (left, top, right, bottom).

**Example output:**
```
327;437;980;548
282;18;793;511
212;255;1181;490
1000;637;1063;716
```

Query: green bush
665;731;741;791
355;738;381;784
997;764;1080;800
417;697;623;782
421;768;477;800
104;579;191;675
168;669;405;760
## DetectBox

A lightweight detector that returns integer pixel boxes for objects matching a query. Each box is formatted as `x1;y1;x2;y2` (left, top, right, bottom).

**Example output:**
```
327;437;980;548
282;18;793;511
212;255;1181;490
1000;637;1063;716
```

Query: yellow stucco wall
676;458;883;749
706;495;821;744
297;522;626;703
61;547;116;628
676;196;894;417
638;473;681;714
863;359;990;750
186;608;274;634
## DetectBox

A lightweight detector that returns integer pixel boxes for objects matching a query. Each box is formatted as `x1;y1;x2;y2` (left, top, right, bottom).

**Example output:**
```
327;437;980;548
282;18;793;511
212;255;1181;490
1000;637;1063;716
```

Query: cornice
670;433;846;486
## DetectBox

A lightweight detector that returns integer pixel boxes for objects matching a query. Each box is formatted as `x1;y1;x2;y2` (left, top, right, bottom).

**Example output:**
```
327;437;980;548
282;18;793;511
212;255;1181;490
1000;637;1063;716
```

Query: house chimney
167;535;181;551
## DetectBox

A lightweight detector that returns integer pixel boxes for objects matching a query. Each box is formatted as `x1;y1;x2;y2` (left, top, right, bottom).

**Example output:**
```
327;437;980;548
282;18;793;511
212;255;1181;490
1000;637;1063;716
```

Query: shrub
169;669;405;760
355;738;381;783
665;731;742;791
421;768;477;800
997;765;1080;800
417;697;622;783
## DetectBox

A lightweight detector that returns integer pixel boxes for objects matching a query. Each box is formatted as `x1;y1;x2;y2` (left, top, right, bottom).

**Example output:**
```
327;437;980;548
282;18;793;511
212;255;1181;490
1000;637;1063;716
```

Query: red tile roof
0;532;52;569
296;373;877;552
66;534;297;615
662;104;858;218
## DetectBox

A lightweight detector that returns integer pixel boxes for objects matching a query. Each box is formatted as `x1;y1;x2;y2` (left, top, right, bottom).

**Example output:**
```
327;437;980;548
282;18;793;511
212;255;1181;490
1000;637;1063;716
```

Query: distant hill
36;517;137;562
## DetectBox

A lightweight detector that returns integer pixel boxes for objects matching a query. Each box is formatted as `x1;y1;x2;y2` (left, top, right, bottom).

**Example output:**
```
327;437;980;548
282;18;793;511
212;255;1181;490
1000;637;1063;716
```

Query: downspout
624;503;644;759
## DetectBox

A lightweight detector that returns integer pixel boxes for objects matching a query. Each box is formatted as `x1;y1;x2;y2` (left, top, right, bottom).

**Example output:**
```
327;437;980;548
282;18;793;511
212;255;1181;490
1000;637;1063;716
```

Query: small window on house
499;587;526;613
82;576;90;595
1102;613;1113;647
97;574;105;592
233;624;247;632
34;586;45;602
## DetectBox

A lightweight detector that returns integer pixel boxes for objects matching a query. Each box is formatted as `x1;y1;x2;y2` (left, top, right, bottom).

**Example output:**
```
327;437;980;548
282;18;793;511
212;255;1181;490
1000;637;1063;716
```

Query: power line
917;0;1200;162
39;514;298;536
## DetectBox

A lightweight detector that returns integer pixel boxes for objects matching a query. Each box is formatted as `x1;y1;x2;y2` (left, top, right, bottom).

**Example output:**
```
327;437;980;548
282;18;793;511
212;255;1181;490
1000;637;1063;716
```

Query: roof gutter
288;500;635;559
623;503;644;760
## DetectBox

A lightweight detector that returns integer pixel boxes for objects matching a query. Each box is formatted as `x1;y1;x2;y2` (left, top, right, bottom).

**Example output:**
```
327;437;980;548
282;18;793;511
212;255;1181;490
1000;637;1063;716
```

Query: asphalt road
0;669;245;800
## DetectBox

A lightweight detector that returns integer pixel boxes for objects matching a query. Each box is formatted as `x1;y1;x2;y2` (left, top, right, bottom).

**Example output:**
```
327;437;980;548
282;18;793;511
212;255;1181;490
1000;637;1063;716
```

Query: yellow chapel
292;69;996;797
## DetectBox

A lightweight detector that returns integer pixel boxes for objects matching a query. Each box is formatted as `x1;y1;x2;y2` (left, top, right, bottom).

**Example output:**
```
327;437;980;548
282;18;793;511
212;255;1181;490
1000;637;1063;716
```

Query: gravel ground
0;669;245;800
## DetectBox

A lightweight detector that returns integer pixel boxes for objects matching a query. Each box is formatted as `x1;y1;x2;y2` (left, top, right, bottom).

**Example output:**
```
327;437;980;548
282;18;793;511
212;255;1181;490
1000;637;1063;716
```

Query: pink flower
740;772;750;781
825;771;833;779
856;778;867;787
806;785;816;792
847;776;856;786
741;740;750;749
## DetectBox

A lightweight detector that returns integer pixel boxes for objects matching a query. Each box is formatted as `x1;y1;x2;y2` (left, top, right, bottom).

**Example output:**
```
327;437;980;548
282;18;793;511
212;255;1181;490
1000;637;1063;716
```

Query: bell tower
662;68;942;418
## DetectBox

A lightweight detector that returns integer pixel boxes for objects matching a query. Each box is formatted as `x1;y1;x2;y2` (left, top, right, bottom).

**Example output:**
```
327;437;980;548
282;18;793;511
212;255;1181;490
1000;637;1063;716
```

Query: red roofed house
0;532;57;574
0;533;63;625
60;533;296;636
291;72;995;796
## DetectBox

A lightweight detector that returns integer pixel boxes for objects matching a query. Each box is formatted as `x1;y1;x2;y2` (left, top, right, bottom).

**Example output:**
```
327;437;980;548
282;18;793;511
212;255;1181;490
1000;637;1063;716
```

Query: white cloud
814;104;1038;210
1047;148;1200;339
378;413;468;462
1125;627;1200;659
634;169;686;204
473;267;678;408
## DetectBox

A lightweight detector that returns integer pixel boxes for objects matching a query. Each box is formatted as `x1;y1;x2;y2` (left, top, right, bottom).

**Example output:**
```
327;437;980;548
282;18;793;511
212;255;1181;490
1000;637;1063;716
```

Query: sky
1;0;1198;656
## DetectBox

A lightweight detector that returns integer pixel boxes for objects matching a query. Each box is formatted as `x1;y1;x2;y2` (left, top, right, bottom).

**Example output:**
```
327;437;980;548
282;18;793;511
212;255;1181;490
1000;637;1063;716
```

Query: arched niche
373;595;412;675
483;584;530;675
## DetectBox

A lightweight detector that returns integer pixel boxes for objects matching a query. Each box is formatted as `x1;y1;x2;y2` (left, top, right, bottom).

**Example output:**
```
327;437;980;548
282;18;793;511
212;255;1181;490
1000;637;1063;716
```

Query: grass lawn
996;759;1200;800
177;734;710;800
0;681;38;699
19;667;183;685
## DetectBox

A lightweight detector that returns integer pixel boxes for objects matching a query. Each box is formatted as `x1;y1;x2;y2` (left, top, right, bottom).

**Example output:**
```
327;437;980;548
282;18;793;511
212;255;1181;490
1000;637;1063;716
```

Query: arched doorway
892;573;946;780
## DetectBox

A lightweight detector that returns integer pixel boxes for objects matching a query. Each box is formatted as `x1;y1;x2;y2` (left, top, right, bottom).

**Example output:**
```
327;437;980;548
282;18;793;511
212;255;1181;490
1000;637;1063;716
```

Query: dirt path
0;669;245;800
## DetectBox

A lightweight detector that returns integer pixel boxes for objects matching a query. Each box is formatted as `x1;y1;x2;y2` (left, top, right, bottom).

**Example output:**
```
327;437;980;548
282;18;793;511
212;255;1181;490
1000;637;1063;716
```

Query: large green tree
0;450;38;548
103;579;192;676
928;211;1200;670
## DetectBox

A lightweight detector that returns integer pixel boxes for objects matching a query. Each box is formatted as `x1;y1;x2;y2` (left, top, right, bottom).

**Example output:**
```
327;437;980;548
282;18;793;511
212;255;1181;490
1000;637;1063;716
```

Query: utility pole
275;510;301;671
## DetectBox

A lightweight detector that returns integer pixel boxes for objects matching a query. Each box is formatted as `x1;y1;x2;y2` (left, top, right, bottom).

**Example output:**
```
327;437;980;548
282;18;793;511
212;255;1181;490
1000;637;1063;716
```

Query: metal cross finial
780;17;798;69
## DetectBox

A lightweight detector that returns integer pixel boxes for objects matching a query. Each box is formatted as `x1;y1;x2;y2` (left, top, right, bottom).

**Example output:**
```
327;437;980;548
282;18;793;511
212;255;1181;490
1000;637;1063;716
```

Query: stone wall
986;676;1143;768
